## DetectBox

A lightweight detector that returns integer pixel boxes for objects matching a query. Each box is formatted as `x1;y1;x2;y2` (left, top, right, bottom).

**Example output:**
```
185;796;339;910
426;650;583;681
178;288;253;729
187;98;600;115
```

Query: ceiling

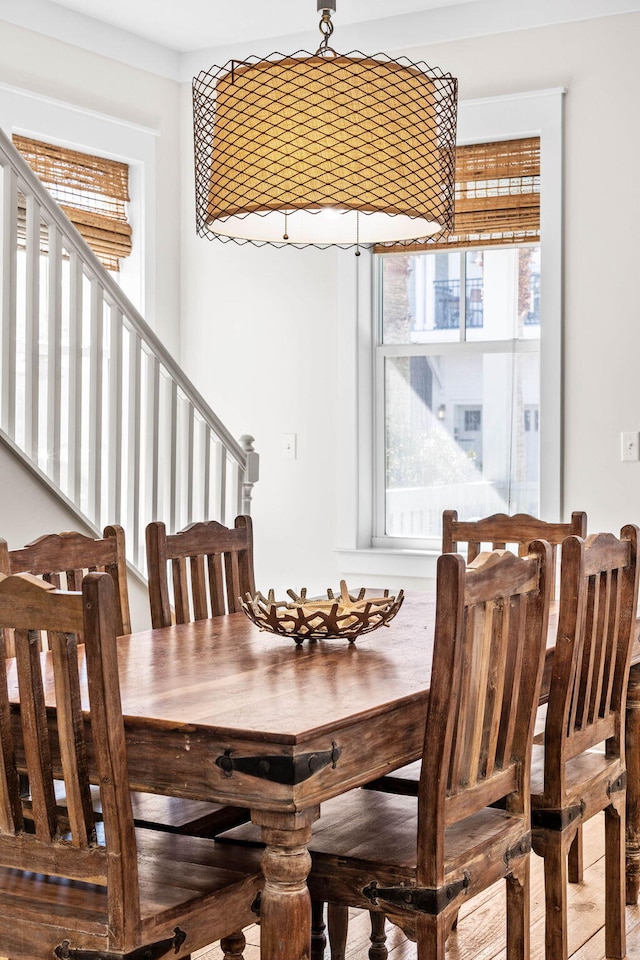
36;0;483;53
5;0;639;81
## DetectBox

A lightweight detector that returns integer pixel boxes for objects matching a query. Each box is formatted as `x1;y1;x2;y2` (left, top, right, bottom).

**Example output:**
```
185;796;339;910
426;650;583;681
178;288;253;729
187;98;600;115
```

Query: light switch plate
621;431;639;461
281;433;297;460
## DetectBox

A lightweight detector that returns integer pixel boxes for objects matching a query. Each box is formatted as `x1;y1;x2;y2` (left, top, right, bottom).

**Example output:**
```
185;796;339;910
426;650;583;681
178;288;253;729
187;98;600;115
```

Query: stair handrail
0;125;247;469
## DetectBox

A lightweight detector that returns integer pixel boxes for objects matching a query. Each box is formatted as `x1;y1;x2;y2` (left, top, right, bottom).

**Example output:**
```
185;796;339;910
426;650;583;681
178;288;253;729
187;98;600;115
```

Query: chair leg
311;900;327;960
327;903;349;960
220;931;246;960
415;912;447;960
542;833;569;960
605;804;626;960
568;824;583;883
368;912;387;960
506;858;530;960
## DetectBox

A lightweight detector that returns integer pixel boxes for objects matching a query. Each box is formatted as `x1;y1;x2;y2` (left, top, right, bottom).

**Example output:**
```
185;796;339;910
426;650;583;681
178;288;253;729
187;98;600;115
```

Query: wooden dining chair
310;511;589;959
221;544;552;960
442;509;587;599
530;526;640;960
1;525;248;841
0;524;132;641
367;508;590;895
0;571;263;960
146;516;255;628
144;516;253;836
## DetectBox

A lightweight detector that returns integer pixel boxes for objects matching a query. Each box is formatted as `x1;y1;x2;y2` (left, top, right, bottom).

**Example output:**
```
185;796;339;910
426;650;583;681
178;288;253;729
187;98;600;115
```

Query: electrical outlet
281;433;297;460
621;431;639;462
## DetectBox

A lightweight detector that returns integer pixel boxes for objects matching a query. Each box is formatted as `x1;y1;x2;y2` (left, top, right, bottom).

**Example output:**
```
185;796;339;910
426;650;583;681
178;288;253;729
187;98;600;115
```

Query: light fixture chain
316;5;336;57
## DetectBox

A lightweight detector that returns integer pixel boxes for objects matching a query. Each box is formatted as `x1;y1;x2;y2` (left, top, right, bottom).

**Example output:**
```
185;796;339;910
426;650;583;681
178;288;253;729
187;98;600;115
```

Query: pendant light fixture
193;1;458;250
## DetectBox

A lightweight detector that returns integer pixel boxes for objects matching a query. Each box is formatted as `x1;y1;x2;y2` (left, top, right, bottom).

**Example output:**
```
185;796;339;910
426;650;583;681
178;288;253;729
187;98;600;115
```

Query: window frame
0;80;158;317
336;88;565;582
373;243;542;550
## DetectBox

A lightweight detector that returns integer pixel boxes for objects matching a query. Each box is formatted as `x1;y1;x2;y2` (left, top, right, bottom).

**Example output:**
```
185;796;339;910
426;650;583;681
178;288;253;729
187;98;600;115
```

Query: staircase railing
0;127;258;574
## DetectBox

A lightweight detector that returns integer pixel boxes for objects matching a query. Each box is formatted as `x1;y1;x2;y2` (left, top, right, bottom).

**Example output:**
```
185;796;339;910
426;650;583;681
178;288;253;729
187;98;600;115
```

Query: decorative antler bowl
240;580;404;644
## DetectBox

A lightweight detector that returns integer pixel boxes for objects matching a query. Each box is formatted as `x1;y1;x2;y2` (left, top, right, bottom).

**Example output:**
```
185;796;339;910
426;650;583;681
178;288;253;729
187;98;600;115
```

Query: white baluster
126;327;141;565
202;423;212;520
186;401;195;526
1;166;17;437
168;378;178;533
67;252;83;504
24;194;40;460
145;350;160;524
88;276;103;525
108;304;124;526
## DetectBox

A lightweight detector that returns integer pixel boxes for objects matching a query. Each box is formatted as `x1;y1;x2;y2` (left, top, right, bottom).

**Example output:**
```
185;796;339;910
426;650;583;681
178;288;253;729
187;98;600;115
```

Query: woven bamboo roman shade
375;136;540;254
13;135;132;271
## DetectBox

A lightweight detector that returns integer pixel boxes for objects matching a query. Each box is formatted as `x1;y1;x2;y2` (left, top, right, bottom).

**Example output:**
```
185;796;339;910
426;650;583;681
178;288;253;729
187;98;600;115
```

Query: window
13;135;132;272
335;88;563;578
375;135;543;542
378;243;540;540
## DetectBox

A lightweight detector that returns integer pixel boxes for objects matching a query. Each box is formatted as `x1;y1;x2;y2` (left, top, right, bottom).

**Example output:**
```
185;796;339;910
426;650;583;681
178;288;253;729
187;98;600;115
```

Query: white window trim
335;87;565;584
0;80;159;319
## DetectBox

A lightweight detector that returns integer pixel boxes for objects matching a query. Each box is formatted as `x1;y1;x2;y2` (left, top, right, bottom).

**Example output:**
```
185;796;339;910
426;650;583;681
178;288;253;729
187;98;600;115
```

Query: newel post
239;434;260;516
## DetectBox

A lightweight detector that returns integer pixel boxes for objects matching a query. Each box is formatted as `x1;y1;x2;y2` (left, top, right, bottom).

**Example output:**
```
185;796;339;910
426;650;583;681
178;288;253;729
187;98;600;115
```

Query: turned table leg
252;807;320;960
626;663;640;904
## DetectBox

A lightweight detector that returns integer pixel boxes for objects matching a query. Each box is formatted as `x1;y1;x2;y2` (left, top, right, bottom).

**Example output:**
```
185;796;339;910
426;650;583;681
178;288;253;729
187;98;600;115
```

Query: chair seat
221;786;528;887
0;827;263;959
530;743;625;818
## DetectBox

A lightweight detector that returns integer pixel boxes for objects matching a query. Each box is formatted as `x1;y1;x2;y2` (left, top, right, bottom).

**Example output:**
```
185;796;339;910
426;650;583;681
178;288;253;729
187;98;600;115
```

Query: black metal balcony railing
433;278;484;329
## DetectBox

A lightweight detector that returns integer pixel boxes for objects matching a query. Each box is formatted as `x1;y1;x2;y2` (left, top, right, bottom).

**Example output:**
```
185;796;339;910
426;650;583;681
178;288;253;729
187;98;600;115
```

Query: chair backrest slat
14;624;59;842
226;550;242;614
0;630;22;834
208;553;226;617
495;597;527;772
146;516;256;628
418;544;551;887
49;629;96;848
191;554;208;621
544;527;640;792
172;556;191;624
480;596;512;780
0;572;141;946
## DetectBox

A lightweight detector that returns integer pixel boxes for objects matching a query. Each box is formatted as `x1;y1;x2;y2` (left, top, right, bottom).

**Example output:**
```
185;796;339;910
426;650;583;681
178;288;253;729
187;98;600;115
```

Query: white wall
179;179;341;593
179;10;640;594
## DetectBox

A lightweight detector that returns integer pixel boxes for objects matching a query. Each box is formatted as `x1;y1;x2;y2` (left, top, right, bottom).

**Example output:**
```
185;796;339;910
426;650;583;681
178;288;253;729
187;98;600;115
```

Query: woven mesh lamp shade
193;52;457;249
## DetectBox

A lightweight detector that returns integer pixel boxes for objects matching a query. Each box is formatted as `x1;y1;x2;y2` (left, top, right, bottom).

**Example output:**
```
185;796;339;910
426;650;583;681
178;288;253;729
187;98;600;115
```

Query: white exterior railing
0;127;258;575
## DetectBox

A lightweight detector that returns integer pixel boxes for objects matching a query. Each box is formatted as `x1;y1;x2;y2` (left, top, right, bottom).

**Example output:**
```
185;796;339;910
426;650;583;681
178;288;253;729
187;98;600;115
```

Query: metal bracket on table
532;801;585;831
55;927;186;960
215;741;341;785
362;872;470;916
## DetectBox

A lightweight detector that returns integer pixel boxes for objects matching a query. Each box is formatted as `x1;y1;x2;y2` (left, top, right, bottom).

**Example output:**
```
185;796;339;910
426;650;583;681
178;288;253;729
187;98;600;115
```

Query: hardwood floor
195;813;640;960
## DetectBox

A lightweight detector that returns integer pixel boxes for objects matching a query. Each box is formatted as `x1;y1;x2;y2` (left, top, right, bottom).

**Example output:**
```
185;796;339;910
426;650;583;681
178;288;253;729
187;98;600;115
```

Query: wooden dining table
9;592;640;960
